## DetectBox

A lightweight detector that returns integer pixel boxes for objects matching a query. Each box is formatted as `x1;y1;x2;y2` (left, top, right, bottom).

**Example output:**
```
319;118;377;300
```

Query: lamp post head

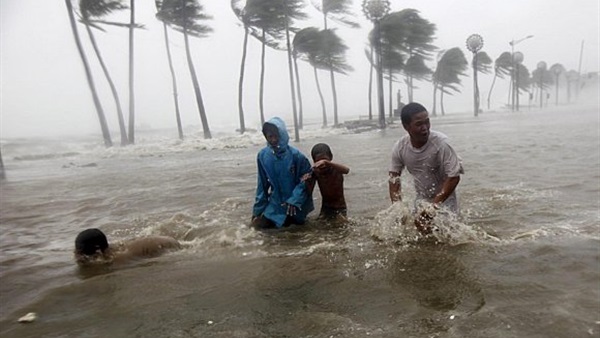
537;61;547;70
466;34;484;53
514;51;524;64
362;0;390;22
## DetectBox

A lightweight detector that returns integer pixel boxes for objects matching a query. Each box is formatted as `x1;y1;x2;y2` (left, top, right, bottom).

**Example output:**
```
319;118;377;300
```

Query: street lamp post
363;0;390;129
537;61;547;109
466;34;484;117
513;51;524;111
509;35;533;111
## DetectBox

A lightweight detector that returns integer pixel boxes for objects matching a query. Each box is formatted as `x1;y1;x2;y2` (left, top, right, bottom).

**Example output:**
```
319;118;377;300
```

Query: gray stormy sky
1;0;598;139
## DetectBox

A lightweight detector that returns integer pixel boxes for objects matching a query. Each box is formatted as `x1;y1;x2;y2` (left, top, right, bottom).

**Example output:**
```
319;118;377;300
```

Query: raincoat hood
263;117;289;150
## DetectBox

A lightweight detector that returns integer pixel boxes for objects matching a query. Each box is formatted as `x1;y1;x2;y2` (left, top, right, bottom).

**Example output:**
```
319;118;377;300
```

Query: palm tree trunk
329;69;339;126
284;16;300;142
127;0;135;144
388;69;393;119
368;46;374;120
555;75;559;105
259;30;266;125
237;25;249;134
314;66;327;127
441;86;446;116
507;78;512;107
162;23;183;140
405;74;413;103
293;53;304;129
65;0;112;147
432;82;438;116
84;24;128;146
487;73;498;110
323;11;338;127
183;30;211;139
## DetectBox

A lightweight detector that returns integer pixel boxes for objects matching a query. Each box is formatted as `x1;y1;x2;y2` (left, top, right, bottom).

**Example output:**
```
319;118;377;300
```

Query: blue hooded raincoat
252;117;314;227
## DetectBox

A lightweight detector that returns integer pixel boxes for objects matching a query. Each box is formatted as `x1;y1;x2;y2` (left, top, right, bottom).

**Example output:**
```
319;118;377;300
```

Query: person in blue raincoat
251;117;314;228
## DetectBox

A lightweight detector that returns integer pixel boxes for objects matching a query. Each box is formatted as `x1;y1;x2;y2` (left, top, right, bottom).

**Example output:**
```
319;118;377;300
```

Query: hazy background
1;0;598;139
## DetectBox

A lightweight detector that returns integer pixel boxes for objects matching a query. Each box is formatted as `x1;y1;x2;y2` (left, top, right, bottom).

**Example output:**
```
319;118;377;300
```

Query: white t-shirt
390;130;463;212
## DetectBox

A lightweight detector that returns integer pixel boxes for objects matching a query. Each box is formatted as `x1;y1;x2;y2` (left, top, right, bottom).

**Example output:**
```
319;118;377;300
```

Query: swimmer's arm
433;176;460;205
388;171;401;202
124;236;181;257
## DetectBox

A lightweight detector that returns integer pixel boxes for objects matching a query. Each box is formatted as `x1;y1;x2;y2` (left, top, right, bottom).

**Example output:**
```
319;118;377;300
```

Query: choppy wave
2;125;353;163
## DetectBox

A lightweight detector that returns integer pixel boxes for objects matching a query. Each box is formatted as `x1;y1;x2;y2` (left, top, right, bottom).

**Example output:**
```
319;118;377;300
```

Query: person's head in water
74;228;110;263
400;102;430;148
262;122;279;149
311;143;333;162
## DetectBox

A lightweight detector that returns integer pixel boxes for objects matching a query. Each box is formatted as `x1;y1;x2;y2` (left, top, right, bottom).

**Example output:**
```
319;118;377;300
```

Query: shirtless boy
74;228;181;266
305;143;350;220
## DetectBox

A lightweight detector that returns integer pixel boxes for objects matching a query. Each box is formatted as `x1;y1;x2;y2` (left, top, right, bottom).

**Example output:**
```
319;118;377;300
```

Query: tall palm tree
157;0;213;139
365;47;374;120
246;0;286;126
295;28;352;127
65;0;112;147
486;51;511;110
311;0;359;126
381;48;404;119
231;0;262;134
471;50;492;115
292;28;313;128
79;0;129;146
319;28;352;126
549;63;566;105
277;0;307;142
127;0;136;143
156;0;184;140
432;47;468;115
531;65;553;108
294;27;327;126
378;9;436;103
515;63;530;99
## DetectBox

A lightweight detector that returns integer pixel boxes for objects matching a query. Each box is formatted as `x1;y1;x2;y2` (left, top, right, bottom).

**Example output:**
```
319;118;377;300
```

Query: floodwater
0;105;599;337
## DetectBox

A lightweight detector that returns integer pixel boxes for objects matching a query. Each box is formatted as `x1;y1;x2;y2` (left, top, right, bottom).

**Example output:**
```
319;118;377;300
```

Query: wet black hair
311;143;333;161
75;228;109;256
400;102;428;126
262;122;279;137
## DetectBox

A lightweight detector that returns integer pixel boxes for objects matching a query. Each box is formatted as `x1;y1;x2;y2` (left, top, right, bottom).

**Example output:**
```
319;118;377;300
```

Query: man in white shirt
389;102;463;234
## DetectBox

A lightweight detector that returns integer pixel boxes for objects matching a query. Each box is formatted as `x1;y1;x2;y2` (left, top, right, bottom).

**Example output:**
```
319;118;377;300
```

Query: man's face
404;111;430;146
265;130;279;148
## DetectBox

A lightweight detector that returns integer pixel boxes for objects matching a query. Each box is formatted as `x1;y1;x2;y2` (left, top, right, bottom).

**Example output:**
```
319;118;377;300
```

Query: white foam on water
370;202;495;247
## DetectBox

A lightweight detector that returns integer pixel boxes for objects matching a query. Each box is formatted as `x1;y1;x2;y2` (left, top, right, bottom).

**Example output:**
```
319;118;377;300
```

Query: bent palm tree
65;0;112;147
312;0;359;126
531;65;553;108
79;0;129;145
231;0;260;134
157;0;213;139
432;47;468;115
278;0;307;142
156;0;184;139
246;0;286;126
127;0;135;144
320;28;352;126
471;50;492;115
294;27;326;126
487;51;511;109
